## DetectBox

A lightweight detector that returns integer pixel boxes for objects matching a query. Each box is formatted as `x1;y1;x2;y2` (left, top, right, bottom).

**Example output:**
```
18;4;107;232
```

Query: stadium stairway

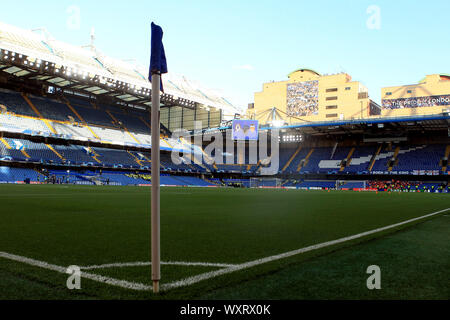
106;110;142;144
136;151;152;163
21;93;57;134
139;116;152;130
442;145;450;172
203;177;221;186
191;152;211;173
34;168;47;180
45;144;65;161
62;97;102;140
127;150;143;166
21;147;31;159
281;145;302;173
141;152;151;163
87;147;102;164
368;145;382;172
0;137;11;149
339;147;355;172
297;148;314;172
388;146;401;172
129;151;152;167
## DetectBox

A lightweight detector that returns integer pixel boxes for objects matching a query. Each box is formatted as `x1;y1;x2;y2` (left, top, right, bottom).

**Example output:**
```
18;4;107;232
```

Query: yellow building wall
250;69;371;124
380;74;450;117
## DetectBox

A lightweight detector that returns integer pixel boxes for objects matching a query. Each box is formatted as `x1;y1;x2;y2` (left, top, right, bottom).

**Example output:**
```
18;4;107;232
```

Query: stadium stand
0;166;39;182
0;21;448;190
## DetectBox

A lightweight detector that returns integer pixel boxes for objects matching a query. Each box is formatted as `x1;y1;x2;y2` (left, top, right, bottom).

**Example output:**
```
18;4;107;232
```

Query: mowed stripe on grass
0;184;448;298
1;207;448;293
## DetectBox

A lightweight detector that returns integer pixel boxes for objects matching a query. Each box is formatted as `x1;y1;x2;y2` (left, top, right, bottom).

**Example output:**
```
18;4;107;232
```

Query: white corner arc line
0;252;151;291
81;261;236;270
0;208;448;292
160;207;450;291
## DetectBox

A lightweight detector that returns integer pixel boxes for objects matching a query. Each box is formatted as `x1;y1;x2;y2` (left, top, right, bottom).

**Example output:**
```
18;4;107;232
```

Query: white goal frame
249;177;283;188
335;180;367;189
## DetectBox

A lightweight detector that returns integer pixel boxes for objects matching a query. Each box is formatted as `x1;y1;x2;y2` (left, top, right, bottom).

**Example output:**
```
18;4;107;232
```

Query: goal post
249;177;283;188
335;180;367;190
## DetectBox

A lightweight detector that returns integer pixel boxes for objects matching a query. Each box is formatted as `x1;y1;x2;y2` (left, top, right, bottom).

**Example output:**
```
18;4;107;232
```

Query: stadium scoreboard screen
232;120;259;140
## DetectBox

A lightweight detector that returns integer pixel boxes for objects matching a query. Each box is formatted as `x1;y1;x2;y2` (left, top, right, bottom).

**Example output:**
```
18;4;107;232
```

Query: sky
1;0;449;111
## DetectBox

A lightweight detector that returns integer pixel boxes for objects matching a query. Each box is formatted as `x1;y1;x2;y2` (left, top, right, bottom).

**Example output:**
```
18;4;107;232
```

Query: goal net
335;180;367;189
249;177;283;188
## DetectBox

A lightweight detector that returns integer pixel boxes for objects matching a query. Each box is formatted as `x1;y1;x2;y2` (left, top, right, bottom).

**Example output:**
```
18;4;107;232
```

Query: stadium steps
204;177;221;186
339;147;355;172
87;147;102;164
442;145;450;172
33;168;45;179
368;145;382;172
106;110;142;144
63;98;101;140
388;146;401;171
191;153;210;172
124;128;141;144
88;147;102;164
21;93;57;134
21;149;30;159
0;137;11;149
167;175;189;186
186;164;198;171
198;154;212;172
132;151;151;166
250;160;262;174
139;116;152;130
45;144;65;161
163;136;174;149
282;146;302;173
127;150;143;166
330;142;338;159
297;148;314;172
92;155;101;164
184;141;212;172
137;152;151;163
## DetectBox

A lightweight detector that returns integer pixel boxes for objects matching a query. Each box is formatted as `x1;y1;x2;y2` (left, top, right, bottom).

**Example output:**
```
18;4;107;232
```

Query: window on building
326;105;338;110
386;92;392;96
326;88;338;93
326;113;338;118
326;96;338;101
407;90;412;94
345;87;351;90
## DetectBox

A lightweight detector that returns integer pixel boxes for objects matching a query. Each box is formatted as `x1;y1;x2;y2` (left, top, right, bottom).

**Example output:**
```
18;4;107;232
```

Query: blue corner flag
149;22;168;92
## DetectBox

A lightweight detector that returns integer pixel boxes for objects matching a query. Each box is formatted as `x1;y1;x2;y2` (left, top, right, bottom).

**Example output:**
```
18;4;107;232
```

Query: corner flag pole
151;72;160;293
149;22;167;294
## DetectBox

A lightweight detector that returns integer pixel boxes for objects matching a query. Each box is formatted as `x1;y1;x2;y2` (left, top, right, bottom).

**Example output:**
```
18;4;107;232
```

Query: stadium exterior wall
381;74;450;117
250;69;371;124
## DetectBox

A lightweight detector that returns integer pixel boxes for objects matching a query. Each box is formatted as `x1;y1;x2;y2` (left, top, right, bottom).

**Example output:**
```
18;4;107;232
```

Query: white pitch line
1;208;448;292
0;252;151;291
81;261;236;270
161;207;450;291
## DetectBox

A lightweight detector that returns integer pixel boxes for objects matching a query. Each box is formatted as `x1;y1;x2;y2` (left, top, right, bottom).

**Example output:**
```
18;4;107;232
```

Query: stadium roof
202;114;450;137
261;114;450;136
287;68;321;78
0;21;242;114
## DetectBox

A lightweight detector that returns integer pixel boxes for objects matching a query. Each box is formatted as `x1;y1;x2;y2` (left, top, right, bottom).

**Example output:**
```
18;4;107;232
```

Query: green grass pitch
0;184;448;299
